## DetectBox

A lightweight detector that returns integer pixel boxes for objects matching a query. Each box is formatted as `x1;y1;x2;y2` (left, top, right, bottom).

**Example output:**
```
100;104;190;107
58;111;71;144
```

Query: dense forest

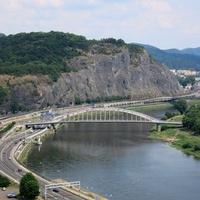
140;44;200;70
0;31;143;81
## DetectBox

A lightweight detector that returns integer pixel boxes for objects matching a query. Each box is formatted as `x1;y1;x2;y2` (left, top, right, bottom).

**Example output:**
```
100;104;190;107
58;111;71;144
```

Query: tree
20;172;40;199
74;96;84;105
193;117;200;133
182;105;200;134
0;86;7;105
177;75;196;87
0;175;10;187
185;75;196;86
173;99;188;114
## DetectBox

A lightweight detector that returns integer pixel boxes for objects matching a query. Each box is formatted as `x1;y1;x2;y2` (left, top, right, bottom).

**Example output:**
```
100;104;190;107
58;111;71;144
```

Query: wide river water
26;108;200;200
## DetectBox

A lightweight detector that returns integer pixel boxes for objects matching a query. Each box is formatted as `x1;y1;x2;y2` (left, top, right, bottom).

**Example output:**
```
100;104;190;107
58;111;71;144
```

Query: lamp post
40;162;44;177
24;130;27;144
57;169;62;179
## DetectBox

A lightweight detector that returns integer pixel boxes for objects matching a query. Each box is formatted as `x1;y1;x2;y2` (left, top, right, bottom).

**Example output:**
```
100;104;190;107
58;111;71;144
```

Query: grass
18;142;34;165
149;127;200;159
146;99;200;160
129;99;200;112
0;122;16;135
172;133;200;159
187;99;200;106
169;114;183;121
129;103;173;112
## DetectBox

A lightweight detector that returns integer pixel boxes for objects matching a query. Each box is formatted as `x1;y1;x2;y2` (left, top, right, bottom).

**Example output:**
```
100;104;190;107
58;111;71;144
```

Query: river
26;108;200;200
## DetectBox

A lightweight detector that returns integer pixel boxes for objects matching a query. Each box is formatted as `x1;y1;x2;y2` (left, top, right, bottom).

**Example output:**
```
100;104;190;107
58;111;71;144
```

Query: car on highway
2;187;6;191
17;168;22;172
53;188;59;193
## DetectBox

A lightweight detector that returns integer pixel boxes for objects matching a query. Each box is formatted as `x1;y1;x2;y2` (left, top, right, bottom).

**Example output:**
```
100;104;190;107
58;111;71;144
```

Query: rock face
0;48;182;112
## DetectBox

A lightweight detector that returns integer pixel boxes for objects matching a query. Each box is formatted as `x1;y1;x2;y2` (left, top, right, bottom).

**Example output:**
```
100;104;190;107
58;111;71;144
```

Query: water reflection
26;109;200;200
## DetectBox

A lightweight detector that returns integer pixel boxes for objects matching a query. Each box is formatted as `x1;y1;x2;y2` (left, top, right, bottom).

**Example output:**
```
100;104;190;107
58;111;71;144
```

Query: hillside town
170;69;200;91
170;69;199;77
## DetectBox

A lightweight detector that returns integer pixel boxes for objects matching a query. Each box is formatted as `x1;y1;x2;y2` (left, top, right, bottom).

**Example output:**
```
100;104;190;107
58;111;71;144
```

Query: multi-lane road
0;125;89;200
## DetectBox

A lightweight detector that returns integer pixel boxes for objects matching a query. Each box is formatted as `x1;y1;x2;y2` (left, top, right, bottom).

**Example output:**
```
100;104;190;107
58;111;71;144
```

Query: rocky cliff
0;45;183;113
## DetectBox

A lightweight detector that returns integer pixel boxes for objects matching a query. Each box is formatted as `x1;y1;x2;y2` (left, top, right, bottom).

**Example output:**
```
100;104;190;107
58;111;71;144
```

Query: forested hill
139;44;200;70
0;31;143;81
0;31;183;113
165;47;200;56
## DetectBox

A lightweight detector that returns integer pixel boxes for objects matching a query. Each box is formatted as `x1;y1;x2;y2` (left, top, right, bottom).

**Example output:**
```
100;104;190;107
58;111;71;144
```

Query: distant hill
0;33;5;37
166;47;200;56
181;47;200;56
138;44;200;71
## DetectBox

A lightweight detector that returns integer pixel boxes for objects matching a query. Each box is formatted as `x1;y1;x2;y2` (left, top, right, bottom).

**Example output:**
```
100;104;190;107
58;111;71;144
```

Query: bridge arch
64;107;158;123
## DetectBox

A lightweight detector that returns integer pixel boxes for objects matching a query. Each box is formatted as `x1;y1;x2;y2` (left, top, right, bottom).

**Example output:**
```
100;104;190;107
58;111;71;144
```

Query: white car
7;192;16;198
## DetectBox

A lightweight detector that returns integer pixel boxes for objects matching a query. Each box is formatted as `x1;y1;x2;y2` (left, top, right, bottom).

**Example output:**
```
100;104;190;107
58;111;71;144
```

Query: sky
0;0;200;50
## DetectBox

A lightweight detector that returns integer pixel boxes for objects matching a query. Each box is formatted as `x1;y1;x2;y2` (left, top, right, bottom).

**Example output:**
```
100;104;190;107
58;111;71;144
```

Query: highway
1;93;194;199
0;127;88;200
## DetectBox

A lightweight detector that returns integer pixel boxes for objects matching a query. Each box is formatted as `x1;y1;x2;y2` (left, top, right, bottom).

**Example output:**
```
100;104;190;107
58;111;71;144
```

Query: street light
57;169;62;179
40;162;44;177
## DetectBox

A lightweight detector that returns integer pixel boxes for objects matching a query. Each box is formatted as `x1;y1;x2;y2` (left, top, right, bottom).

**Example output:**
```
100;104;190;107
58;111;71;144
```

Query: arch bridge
25;107;182;131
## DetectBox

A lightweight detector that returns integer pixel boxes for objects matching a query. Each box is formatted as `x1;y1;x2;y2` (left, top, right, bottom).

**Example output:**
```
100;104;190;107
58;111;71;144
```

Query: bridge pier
51;124;57;132
156;124;161;132
25;125;29;129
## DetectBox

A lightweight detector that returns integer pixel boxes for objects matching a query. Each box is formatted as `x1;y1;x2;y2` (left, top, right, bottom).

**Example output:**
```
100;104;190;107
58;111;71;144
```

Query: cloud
143;0;172;12
0;0;200;49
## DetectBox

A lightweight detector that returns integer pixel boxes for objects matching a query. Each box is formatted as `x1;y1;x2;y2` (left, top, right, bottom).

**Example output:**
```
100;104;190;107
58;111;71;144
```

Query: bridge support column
157;124;161;132
51;124;56;132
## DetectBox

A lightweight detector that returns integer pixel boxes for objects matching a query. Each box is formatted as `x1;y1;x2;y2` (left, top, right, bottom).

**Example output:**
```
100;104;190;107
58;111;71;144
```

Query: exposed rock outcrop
0;47;183;112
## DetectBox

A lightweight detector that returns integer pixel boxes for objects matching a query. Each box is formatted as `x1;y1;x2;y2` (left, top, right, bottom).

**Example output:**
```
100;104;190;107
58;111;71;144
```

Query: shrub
161;125;168;131
182;142;193;149
193;144;200;151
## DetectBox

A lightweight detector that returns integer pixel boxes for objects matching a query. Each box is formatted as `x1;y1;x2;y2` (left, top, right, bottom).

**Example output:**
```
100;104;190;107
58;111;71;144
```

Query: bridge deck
25;107;182;127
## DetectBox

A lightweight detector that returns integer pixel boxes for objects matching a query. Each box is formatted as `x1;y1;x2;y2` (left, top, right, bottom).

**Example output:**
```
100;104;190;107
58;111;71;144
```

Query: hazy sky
1;0;200;49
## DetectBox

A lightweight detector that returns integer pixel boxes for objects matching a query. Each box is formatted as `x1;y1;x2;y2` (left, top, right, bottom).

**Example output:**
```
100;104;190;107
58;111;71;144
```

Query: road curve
0;127;91;200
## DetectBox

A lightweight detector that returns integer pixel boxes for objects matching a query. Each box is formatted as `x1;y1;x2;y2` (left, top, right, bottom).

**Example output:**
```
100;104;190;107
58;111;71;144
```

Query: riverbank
130;100;200;160
17;126;108;200
148;111;200;160
149;128;200;159
129;102;173;112
129;98;200;112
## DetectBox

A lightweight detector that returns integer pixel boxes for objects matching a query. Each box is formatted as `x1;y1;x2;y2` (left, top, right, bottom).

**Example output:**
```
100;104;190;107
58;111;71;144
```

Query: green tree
19;172;40;199
11;101;20;113
185;75;196;86
182;105;197;129
194;117;200;133
0;175;10;187
177;75;196;87
182;105;200;134
74;96;84;105
0;86;7;105
164;111;177;119
174;99;188;114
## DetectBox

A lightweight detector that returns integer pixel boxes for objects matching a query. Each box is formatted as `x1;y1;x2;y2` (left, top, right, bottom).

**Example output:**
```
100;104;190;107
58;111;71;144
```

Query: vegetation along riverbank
141;99;200;160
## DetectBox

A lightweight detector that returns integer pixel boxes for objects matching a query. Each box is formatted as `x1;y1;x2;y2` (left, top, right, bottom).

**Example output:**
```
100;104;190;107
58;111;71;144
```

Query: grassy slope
150;127;200;159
